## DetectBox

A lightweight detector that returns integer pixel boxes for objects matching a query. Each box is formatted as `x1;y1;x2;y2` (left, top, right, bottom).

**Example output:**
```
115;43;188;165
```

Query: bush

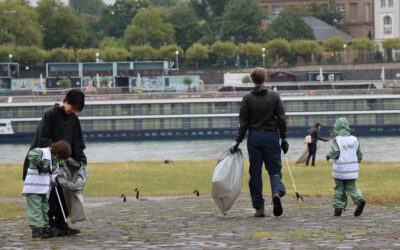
58;78;71;88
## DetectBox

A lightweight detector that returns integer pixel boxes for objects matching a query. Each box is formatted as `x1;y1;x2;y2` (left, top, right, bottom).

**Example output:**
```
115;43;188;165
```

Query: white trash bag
211;149;244;215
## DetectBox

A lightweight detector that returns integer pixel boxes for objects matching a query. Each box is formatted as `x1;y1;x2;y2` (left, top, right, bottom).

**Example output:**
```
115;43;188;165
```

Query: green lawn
1;160;399;202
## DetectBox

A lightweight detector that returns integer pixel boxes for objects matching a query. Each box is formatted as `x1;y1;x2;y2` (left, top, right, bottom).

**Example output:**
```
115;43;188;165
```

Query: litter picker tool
283;153;304;202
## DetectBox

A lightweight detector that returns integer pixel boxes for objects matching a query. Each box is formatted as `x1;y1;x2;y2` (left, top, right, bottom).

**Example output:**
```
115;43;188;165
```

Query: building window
388;0;393;7
349;3;358;21
383;16;392;35
336;4;345;23
272;5;283;15
381;0;386;8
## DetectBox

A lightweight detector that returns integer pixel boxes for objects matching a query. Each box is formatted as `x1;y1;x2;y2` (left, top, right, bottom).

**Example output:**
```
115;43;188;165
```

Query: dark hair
63;89;85;112
314;122;321;129
250;67;267;85
50;140;72;160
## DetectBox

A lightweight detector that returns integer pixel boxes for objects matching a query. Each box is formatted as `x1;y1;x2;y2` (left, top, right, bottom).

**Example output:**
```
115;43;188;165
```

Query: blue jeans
247;130;286;210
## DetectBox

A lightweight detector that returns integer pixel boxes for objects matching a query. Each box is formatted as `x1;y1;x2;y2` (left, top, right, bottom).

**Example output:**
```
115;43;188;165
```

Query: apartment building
374;0;399;43
258;0;374;38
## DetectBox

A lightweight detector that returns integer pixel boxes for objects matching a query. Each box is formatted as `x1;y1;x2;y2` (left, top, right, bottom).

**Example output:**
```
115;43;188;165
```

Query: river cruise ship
1;88;400;143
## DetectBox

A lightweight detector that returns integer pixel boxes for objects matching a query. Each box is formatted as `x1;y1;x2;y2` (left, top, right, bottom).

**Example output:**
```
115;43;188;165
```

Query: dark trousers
48;186;69;231
306;143;317;166
247;130;286;210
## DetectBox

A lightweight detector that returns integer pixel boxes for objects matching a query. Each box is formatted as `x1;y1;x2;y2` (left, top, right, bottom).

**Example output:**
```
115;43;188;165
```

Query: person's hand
324;138;329;142
326;155;330;161
67;157;81;170
37;161;49;175
50;179;58;188
281;139;289;154
230;141;240;154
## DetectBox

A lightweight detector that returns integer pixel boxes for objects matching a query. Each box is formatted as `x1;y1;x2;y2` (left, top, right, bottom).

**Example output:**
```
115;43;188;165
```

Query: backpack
304;135;312;144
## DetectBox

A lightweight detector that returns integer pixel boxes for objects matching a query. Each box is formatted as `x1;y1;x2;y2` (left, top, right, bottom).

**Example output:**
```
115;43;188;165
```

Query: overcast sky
30;0;116;6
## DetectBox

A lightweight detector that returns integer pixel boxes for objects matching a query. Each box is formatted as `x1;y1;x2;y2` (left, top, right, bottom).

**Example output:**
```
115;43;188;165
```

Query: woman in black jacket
306;122;328;167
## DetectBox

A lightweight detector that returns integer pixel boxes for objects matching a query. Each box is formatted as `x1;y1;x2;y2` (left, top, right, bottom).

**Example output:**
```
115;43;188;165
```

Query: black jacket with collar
235;85;287;142
22;103;86;180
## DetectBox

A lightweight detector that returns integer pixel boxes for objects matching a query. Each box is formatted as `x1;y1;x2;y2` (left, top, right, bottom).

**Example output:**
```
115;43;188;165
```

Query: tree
240;42;263;67
158;45;183;62
14;46;46;65
99;37;123;49
266;10;315;41
292;40;320;63
101;47;129;61
382;38;400;62
185;43;209;68
129;45;157;60
0;1;43;47
351;37;375;63
69;0;106;15
266;39;292;66
210;41;237;67
123;8;175;48
323;36;346;52
182;75;192;91
47;48;75;62
222;0;264;44
76;48;98;62
36;0;87;49
168;2;204;50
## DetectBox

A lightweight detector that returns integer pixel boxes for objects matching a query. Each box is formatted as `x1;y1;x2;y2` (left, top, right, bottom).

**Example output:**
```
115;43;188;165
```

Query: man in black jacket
231;67;289;218
23;89;86;236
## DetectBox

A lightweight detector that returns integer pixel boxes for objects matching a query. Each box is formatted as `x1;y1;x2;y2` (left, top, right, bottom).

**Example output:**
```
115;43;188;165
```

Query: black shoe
272;193;283;217
354;199;366;217
334;208;342;216
49;227;65;237
255;209;265;217
31;229;42;238
68;228;81;236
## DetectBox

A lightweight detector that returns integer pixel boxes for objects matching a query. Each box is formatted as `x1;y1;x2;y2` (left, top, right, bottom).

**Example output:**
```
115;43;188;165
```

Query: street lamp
95;52;100;63
262;47;266;67
175;50;179;70
8;54;12;62
343;44;347;64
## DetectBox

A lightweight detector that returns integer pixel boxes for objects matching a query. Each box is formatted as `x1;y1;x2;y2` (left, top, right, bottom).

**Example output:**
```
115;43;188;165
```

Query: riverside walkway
1;196;400;249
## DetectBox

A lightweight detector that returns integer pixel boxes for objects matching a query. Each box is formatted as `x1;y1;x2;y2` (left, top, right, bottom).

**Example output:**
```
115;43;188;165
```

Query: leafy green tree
168;2;204;50
69;0;106;15
129;45;157;60
182;75;192;91
0;1;43;47
266;10;315;41
0;44;15;62
240;42;263;67
99;0;147;38
309;0;340;27
210;41;237;67
382;38;400;62
47;48;75;62
266;39;293;66
14;46;46;65
147;0;178;7
185;43;209;68
222;0;264;44
99;37;123;49
123;8;175;48
323;36;346;52
102;47;129;61
76;48;98;62
37;0;87;49
292;39;320;63
158;45;183;61
58;78;71;88
351;37;375;63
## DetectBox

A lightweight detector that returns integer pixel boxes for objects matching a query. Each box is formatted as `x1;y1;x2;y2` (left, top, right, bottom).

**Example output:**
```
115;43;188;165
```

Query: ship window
0;107;13;118
308;100;328;112
334;100;353;111
115;105;135;116
93;120;112;131
287;116;305;126
115;119;135;130
383;114;400;124
356;114;376;125
355;100;368;110
80;120;90;131
141;104;161;115
189;118;209;128
164;118;183;129
142;119;161;129
164;103;183;114
212;117;231;128
383;99;400;109
285;101;304;112
92;105;112;116
16;106;36;118
189;103;208;114
212;103;231;113
13;121;38;133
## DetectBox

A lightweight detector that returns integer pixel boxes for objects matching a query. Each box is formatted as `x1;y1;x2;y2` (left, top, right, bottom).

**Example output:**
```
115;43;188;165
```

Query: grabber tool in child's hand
283;153;304;202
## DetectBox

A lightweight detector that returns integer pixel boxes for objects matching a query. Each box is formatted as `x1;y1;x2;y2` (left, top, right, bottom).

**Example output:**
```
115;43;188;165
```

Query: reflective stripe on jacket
22;147;52;195
333;136;359;179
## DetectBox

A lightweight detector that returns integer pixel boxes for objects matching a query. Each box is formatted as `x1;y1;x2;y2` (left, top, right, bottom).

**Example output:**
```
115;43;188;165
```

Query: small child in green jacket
326;117;365;217
22;140;71;239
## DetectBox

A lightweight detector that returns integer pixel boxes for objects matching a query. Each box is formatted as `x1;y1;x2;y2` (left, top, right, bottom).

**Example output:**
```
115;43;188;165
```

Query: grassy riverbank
1;160;399;220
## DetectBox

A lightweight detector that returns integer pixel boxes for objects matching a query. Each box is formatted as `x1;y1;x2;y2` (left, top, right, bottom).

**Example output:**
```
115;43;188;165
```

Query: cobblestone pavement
1;195;400;249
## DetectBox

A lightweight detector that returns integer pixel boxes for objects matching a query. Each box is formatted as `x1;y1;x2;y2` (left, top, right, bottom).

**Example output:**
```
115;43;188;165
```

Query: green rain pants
26;194;49;229
333;178;364;209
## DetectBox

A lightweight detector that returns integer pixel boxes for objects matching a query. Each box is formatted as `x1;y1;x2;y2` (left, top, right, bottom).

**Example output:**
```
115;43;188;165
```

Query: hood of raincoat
333;117;351;136
251;85;268;96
